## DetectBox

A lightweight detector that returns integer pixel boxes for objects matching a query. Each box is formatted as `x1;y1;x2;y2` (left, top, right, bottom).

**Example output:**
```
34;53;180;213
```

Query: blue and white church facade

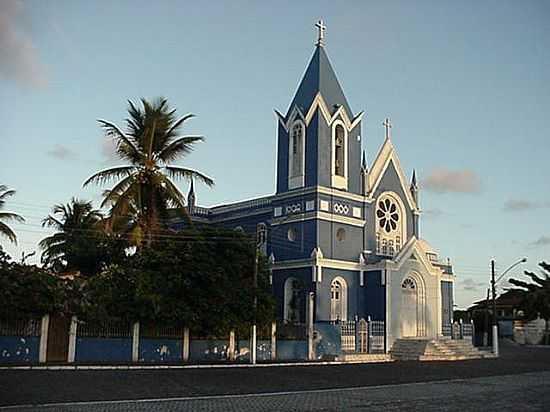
178;23;454;351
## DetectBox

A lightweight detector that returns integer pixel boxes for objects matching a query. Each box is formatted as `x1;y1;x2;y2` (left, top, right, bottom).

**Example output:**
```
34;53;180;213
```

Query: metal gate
369;320;385;353
357;319;368;353
340;320;356;352
47;314;70;362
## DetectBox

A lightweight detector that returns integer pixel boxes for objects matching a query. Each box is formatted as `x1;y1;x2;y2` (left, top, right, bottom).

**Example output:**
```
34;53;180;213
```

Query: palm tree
83;98;213;247
40;199;103;274
0;185;25;244
509;262;550;344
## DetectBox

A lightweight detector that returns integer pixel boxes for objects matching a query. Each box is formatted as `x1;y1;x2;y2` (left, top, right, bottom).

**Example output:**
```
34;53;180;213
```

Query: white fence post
228;330;236;361
271;321;277;361
132;321;140;363
182;327;190;362
250;324;257;364
67;315;78;363
39;314;49;364
307;292;315;361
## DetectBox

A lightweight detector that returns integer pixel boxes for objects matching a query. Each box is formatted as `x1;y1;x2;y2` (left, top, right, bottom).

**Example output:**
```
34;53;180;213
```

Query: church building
178;21;455;351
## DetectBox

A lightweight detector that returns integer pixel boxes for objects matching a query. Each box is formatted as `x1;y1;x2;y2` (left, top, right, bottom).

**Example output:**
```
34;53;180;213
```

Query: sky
1;0;549;308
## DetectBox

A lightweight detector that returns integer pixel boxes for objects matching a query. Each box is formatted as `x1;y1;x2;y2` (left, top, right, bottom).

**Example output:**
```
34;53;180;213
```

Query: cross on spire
315;19;326;47
383;117;392;140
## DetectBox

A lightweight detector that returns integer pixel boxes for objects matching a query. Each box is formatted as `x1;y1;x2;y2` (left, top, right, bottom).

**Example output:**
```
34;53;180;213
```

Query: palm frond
165;166;214;187
0;221;17;244
83;166;135;187
156;135;204;163
0;212;25;223
98;119;144;164
0;189;16;202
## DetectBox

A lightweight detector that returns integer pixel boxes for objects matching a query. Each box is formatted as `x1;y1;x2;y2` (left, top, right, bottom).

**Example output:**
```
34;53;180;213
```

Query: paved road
1;341;549;410
2;371;549;411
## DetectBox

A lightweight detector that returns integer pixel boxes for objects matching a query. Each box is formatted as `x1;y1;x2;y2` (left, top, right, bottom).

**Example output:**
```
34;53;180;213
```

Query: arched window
331;121;348;189
284;277;304;323
330;277;347;321
334;124;345;177
375;193;406;257
288;120;305;189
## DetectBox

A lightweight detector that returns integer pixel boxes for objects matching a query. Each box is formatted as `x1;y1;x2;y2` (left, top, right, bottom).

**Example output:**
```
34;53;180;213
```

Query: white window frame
330;276;348;321
288;119;306;189
331;120;348;190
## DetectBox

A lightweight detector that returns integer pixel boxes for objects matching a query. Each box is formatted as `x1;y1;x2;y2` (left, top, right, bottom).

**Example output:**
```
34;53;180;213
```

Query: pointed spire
187;178;196;213
410;169;419;205
361;150;368;171
286;27;352;117
411;169;417;188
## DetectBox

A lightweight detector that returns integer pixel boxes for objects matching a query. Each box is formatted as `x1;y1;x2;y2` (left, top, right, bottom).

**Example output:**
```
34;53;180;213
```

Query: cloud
503;199;550;212
422;168;481;194
0;0;47;88
47;144;77;160
531;236;550;247
461;278;485;292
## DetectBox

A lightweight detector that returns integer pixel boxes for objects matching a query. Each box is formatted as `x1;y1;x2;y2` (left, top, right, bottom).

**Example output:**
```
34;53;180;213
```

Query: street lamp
491;257;527;356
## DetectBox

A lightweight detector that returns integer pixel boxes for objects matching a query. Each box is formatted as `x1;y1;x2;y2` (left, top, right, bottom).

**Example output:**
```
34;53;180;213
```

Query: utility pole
491;259;499;356
483;288;489;347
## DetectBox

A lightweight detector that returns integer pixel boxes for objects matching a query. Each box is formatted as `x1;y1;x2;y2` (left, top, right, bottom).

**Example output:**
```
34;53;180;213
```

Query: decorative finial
361;150;368;171
383;117;392;140
315;19;326;47
411;169;417;187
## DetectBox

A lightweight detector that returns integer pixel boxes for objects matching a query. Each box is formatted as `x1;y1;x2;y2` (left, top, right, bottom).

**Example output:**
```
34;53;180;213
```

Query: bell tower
275;20;363;195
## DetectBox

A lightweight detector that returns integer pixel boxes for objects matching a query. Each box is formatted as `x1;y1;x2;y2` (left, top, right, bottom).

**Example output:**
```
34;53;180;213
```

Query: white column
271;321;277;361
307;292;315;361
39;314;49;364
228;330;236;361
67;315;78;363
132;321;140;363
492;325;499;357
182;327;190;362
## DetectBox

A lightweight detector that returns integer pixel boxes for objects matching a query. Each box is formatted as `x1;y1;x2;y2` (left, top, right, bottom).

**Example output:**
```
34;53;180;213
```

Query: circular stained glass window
376;198;399;233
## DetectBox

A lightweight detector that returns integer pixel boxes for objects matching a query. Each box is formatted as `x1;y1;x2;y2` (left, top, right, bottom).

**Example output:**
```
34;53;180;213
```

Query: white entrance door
401;278;417;337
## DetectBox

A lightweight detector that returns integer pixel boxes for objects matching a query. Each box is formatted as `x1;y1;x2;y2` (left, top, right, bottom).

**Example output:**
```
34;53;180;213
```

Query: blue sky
1;0;549;308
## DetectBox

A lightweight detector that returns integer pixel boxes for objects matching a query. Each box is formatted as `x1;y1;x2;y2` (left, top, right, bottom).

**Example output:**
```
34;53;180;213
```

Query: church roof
287;45;352;118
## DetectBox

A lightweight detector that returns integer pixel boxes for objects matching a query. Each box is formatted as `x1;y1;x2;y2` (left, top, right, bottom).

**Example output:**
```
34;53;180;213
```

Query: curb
0;357;393;371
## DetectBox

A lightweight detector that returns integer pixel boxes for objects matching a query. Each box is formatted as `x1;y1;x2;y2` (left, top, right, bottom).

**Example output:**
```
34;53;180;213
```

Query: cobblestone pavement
3;371;549;411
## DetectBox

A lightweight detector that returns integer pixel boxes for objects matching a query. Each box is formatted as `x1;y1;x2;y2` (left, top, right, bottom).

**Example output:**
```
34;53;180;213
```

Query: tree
83;98;214;247
39;198;124;277
0;185;25;244
509;262;550;345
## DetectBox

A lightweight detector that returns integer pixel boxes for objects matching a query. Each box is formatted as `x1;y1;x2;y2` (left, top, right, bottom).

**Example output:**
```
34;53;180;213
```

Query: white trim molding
331;119;348;190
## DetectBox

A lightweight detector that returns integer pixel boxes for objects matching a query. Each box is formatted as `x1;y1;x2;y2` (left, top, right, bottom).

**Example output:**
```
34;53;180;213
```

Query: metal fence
0;317;41;337
332;318;385;354
442;321;475;341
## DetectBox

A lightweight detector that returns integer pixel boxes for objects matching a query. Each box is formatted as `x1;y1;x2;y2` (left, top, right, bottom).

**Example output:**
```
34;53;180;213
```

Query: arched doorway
330;277;348;321
401;278;418;337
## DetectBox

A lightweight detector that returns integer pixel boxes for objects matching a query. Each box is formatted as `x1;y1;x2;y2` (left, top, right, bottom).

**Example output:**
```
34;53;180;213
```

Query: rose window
376;198;399;233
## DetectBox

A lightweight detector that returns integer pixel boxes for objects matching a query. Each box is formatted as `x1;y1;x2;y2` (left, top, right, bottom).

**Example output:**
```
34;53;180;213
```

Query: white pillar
182;327;190;362
251;324;257;364
307;292;315;361
271;321;277;361
39;314;49;364
492;324;499;357
67;315;78;363
132;321;140;363
228;330;236;361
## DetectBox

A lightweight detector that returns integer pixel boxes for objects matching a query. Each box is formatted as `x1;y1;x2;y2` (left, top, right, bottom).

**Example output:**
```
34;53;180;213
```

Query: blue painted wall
316;268;360;321
276;340;307;360
189;339;229;362
75;337;132;363
270;219;317;261
272;267;313;321
0;336;39;364
314;322;341;359
236;339;271;362
139;338;182;363
364;270;386;321
441;281;453;325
